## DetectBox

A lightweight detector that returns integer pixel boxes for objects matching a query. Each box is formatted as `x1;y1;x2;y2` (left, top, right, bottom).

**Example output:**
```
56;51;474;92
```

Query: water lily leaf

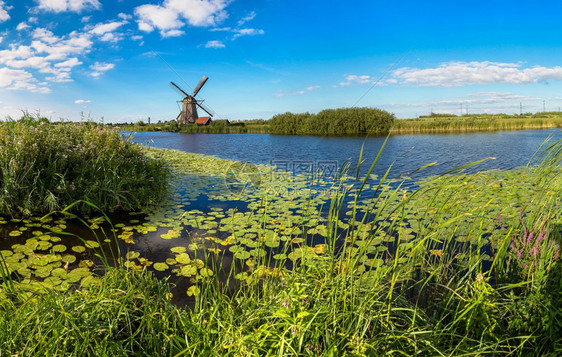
179;264;197;277
175;253;191;264
44;276;62;286
199;268;213;277
72;245;86;253
153;262;169;271
126;251;140;260
36;241;53;251
79;260;94;268
51;268;67;277
186;285;200;296
84;240;100;249
35;266;52;278
250;248;266;258
52;244;67;253
0;250;13;257
234;250;251;260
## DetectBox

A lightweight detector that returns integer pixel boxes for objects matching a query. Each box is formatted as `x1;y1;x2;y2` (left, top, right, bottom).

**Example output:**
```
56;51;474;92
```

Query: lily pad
153;262;169;271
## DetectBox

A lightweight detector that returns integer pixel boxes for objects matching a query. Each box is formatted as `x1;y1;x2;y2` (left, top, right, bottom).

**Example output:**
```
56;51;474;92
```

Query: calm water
127;129;561;181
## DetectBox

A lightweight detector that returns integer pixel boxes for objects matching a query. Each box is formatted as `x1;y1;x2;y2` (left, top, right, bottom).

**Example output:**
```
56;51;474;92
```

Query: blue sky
1;0;562;122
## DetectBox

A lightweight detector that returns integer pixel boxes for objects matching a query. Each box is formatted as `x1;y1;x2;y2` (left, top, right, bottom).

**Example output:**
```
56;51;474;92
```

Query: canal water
127;129;561;181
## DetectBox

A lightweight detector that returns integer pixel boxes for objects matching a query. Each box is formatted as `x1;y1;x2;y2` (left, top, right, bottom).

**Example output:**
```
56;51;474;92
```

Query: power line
351;51;408;108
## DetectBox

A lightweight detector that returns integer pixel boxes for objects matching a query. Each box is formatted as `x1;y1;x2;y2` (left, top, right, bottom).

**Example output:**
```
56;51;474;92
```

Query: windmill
171;76;213;124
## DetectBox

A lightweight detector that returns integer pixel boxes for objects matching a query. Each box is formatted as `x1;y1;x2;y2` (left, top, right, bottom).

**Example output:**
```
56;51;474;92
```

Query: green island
117;108;562;135
0;114;561;356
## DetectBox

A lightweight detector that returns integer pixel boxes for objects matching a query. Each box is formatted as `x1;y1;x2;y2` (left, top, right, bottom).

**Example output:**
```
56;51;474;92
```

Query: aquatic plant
0;133;560;355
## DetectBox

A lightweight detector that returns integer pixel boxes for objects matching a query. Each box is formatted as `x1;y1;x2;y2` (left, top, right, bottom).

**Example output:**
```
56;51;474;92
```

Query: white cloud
392;61;562;87
135;4;182;34
55;57;82;68
232;28;264;39
74;99;91;104
382;92;543;117
205;40;225;48
134;0;229;37
166;0;228;26
89;61;114;77
274;90;306;97
32;28;59;44
36;0;101;13
161;29;184;38
5;56;50;70
237;11;255;26
275;86;319;97
346;74;371;84
0;67;50;93
0;1;11;23
0;68;33;87
118;13;132;21
87;20;127;42
16;22;30;31
209;26;231;32
334;74;373;87
31;30;93;61
89;21;126;35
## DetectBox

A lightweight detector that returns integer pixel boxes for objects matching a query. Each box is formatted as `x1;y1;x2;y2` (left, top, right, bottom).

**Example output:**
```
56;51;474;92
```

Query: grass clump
0;113;170;216
0;268;182;356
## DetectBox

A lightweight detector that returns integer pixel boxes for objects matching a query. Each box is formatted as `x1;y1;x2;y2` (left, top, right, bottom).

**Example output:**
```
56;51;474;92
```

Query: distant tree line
268;107;395;136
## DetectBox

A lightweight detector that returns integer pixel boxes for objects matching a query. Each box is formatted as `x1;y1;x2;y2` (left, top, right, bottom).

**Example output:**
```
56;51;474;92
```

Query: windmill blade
170;81;190;98
192;75;208;97
196;101;214;117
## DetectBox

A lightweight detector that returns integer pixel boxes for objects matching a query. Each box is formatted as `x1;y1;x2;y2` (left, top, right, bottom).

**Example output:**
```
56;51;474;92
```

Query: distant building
195;116;212;125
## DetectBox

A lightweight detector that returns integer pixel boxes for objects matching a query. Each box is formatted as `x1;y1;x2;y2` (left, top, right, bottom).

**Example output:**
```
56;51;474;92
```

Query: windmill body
171;76;213;125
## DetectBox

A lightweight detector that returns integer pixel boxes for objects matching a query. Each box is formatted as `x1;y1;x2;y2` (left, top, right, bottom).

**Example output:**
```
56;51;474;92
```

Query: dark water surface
126;129;561;180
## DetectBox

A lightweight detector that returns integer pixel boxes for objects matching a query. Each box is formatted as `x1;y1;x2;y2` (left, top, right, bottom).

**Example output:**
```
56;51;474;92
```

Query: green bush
269;107;395;136
0;114;170;216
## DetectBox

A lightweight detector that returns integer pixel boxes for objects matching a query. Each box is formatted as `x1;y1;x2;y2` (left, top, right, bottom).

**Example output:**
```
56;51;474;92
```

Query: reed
392;114;562;134
0;113;170;216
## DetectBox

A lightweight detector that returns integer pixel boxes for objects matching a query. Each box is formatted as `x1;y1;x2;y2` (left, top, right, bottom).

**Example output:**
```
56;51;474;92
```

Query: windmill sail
192;76;208;97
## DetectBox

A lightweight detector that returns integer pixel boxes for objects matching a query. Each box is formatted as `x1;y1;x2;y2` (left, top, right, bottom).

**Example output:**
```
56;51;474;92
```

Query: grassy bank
391;112;562;134
0;135;560;355
0;114;170;216
117;112;562;136
118;119;269;134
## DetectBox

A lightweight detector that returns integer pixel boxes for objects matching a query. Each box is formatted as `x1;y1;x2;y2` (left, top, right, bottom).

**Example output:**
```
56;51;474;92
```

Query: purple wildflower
536;231;545;244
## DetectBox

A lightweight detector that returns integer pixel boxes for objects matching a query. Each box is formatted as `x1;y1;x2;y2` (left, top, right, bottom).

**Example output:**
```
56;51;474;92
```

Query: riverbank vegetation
391;112;562;134
268;107;395;135
0;114;170;216
117;110;562;136
119;118;269;134
0;132;560;355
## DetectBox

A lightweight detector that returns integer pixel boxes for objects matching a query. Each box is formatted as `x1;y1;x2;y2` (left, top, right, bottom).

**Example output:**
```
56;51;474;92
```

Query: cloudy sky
1;0;562;122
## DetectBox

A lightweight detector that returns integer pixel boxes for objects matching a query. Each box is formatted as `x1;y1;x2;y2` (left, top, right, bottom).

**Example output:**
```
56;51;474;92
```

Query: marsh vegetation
0;115;560;355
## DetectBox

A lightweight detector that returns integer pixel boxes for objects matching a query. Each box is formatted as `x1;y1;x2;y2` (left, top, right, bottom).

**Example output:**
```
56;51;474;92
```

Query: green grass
0;113;170;216
0;134;560;355
392;113;562;134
